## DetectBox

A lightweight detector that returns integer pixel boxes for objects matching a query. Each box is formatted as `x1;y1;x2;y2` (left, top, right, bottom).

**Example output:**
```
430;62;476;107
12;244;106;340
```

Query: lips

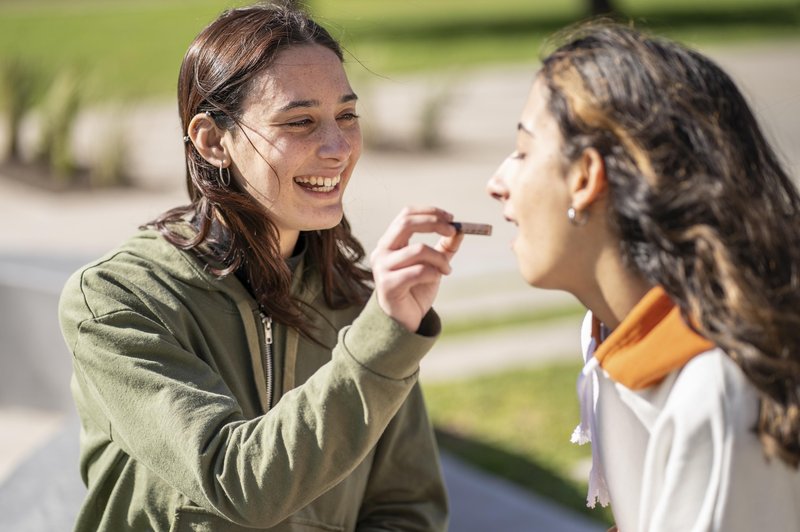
294;175;341;193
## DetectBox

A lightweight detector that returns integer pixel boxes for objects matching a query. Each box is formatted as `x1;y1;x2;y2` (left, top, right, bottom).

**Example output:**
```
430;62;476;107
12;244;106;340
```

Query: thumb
436;232;464;260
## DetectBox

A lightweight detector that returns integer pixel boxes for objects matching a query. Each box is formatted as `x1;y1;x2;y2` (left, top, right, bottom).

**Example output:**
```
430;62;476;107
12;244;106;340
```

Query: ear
187;112;230;167
567;147;606;211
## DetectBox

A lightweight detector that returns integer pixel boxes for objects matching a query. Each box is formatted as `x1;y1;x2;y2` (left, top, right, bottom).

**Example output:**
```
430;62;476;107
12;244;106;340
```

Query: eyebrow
517;122;534;137
278;92;359;113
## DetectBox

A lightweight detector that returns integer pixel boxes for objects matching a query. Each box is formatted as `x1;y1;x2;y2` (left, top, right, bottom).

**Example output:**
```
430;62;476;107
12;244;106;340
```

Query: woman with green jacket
58;3;462;530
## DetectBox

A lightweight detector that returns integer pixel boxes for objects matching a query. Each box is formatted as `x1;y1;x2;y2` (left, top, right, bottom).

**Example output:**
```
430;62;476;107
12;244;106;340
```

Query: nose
317;121;354;162
486;159;511;202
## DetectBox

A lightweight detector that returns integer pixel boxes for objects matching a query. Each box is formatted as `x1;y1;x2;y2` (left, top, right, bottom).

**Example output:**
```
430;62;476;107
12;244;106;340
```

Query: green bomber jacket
58;227;448;531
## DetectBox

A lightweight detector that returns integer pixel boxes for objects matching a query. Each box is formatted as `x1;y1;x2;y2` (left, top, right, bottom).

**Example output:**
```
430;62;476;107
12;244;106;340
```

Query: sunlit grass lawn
423;360;615;526
0;0;796;99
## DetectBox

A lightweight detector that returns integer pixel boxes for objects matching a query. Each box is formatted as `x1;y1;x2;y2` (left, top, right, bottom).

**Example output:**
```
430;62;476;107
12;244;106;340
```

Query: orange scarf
592;286;714;390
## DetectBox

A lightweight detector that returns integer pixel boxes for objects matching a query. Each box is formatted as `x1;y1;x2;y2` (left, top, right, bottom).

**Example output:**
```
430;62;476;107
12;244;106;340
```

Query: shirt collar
592;286;714;389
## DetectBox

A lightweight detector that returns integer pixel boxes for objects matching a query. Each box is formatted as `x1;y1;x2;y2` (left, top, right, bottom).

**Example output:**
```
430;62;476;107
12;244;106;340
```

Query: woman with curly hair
488;23;800;531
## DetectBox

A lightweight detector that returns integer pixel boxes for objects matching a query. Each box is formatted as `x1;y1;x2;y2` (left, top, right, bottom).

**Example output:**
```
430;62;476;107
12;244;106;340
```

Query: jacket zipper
259;312;274;411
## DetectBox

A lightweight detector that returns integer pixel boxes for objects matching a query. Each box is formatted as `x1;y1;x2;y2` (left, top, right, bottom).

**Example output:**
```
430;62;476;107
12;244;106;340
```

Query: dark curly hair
541;22;800;467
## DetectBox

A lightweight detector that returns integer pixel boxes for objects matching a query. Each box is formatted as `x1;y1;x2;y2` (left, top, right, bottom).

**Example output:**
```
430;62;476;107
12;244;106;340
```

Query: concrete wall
0;256;89;531
0;256;86;412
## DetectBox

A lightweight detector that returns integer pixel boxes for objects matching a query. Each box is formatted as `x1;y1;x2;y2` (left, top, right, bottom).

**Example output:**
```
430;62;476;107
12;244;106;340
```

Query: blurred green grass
0;1;234;100
0;0;797;99
441;303;585;338
423;360;615;526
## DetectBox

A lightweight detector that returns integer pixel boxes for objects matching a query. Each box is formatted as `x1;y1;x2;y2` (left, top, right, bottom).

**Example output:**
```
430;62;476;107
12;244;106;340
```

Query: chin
517;259;548;289
516;263;537;287
303;213;344;232
520;272;540;288
524;271;563;291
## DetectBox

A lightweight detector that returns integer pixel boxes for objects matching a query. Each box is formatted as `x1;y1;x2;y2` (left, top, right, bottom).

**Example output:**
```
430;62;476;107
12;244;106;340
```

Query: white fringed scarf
571;312;611;508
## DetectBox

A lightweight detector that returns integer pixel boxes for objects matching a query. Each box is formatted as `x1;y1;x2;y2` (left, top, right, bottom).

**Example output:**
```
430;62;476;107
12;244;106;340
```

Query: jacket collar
592;286;714;389
127;225;322;307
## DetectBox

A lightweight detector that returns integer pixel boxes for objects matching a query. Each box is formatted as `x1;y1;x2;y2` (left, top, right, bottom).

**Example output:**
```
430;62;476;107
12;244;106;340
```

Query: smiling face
223;44;362;244
486;78;580;290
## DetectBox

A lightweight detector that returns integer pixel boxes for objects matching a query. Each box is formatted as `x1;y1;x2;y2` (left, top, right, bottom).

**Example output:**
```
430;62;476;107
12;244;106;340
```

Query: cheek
511;168;569;255
231;137;275;178
340;129;363;185
347;127;363;160
511;171;549;223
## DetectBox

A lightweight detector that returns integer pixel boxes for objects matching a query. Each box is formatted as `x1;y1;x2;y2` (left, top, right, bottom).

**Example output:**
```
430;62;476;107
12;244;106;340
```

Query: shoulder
59;228;220;322
673;349;753;402
663;348;759;433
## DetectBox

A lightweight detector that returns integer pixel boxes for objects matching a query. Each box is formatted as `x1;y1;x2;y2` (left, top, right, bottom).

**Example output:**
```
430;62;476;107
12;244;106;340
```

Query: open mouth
294;175;341;193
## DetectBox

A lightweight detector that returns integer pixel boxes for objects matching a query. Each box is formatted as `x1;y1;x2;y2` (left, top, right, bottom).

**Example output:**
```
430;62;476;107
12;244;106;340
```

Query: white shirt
575;312;800;531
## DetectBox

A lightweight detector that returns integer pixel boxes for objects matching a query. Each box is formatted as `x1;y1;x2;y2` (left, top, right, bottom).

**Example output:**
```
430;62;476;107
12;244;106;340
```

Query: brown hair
541;22;800;466
151;2;371;334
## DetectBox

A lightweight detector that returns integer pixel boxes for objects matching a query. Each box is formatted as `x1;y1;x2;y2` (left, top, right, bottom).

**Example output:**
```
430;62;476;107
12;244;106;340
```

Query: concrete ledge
0;256;83;412
0;417;85;532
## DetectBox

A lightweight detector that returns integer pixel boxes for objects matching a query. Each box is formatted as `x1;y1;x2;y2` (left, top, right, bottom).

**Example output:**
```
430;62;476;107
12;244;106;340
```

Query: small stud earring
567;207;588;226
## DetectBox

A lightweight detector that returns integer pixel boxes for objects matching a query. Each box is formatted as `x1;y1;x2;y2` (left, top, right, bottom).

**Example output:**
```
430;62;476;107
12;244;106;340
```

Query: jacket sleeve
355;381;449;531
59;263;440;528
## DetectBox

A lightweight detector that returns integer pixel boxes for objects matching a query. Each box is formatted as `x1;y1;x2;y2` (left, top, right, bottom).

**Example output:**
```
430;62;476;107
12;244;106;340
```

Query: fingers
375;263;444;295
436;232;464;260
369;206;464;331
371;206;459;275
377;242;453;276
377;206;457;251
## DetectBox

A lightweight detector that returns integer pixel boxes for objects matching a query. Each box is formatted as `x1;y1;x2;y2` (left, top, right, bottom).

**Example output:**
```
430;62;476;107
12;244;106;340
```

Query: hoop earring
567;207;588;227
218;160;231;187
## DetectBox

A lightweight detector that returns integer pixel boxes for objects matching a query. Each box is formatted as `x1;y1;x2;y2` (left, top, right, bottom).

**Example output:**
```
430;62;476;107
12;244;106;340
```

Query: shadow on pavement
436;428;611;529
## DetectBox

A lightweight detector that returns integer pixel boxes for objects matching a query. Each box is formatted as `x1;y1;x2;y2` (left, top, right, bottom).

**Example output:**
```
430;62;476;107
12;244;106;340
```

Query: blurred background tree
0;59;39;163
34;69;84;183
589;0;616;16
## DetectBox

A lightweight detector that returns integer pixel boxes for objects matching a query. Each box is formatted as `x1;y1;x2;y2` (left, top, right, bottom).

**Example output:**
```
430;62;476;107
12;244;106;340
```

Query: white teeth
295;175;341;190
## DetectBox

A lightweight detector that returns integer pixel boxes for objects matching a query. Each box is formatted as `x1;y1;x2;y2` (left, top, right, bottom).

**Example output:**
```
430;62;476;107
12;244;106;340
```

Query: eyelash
338;112;360;122
284;113;360;128
286;119;313;128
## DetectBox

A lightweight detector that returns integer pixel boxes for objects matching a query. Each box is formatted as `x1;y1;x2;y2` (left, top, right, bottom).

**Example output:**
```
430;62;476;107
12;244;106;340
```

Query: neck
576;245;652;331
279;229;301;260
